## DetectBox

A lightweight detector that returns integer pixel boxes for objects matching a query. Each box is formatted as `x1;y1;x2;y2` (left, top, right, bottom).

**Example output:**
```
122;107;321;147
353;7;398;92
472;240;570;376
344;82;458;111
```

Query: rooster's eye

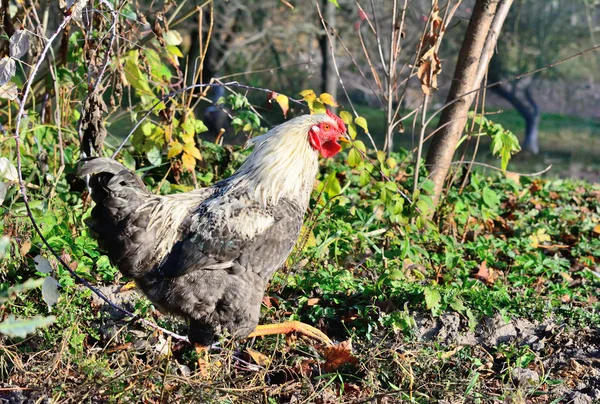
323;124;331;131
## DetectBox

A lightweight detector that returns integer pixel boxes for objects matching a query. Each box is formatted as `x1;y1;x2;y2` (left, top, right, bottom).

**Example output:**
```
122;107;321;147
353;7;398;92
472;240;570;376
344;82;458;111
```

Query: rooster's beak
338;133;351;143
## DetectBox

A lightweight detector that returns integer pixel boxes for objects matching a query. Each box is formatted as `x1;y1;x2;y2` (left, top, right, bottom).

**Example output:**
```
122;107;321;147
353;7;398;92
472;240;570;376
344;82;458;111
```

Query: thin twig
111;81;304;157
315;0;379;152
12;10;190;343
442;161;552;177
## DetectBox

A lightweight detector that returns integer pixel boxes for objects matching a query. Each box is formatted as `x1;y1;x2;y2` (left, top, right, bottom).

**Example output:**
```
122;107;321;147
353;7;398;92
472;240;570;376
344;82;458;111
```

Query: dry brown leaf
20;239;31;256
322;339;358;372
441;345;463;359
475;261;496;285
307;298;320;306
592;224;600;236
246;347;270;366
504;171;520;184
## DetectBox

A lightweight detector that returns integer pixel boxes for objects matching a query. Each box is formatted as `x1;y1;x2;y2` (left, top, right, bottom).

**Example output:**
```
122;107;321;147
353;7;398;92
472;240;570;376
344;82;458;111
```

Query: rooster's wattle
79;111;347;347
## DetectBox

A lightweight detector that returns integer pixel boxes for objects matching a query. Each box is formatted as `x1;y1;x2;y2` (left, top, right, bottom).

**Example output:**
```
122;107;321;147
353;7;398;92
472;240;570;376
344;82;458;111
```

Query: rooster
79;111;347;350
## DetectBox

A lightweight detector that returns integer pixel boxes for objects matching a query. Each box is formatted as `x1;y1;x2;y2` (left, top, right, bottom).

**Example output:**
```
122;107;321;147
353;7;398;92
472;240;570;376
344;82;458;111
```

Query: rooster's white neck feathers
224;113;337;208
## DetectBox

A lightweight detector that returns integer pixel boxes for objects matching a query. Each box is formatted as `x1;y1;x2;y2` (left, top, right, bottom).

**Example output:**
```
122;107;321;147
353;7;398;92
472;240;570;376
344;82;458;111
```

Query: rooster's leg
247;321;333;346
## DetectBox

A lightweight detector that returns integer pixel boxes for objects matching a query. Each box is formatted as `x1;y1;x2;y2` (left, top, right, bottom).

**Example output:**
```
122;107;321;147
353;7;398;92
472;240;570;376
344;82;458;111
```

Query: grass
354;105;600;178
1;144;599;402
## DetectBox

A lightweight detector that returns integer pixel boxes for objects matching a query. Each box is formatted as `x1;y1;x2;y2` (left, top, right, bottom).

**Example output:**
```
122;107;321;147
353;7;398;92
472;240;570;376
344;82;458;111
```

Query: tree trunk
425;0;503;206
490;82;540;154
319;0;338;108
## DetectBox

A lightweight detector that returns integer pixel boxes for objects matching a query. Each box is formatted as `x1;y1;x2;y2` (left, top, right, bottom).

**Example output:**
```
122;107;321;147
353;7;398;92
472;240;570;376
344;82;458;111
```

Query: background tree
488;0;600;154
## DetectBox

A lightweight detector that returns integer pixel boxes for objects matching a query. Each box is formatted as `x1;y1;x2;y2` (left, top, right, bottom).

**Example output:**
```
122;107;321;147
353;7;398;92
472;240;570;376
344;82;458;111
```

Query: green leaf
124;51;153;96
121;150;136;171
146;146;162;166
347;148;362;168
328;0;340;7
339;111;353;125
348;123;357;140
355;116;369;132
312;100;326;114
359;170;371;187
450;298;466;314
482;187;500;209
353;140;366;153
166;45;183;58
424;287;441;312
323;172;342;198
195;119;208;134
0;315;56;338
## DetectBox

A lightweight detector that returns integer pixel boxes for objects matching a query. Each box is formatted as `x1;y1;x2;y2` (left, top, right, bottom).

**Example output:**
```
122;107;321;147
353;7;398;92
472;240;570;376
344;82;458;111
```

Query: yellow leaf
183;143;202;160
348;123;357;140
167;141;183;158
246;347;270;366
339;111;353;125
299;89;316;102
355;116;369;132
529;228;551;248
167;45;183;58
311;100;326;114
319;92;337;106
181;131;194;144
593;224;600;236
275;94;289;117
181;152;196;172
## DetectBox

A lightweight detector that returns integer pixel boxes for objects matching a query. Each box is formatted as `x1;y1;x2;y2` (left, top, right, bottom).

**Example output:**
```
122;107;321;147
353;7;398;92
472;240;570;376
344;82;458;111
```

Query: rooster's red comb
326;110;347;134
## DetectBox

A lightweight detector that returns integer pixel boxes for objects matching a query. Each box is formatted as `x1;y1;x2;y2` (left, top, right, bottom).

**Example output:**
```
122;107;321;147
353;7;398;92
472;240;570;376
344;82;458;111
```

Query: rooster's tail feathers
79;157;155;278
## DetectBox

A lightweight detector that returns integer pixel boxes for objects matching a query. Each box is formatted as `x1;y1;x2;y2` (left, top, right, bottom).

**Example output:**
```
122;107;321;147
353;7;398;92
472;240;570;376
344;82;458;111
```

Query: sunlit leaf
146;146;162;166
275;94;289;117
323;171;342;198
355;116;369;132
319;92;337;107
311;100;326;114
424;287;441;312
339;111;353;125
0;81;17;100
347;148;362;168
353;140;366;153
299;89;316;101
482;187;499;209
0;56;16;86
42;276;60;311
0;157;18;182
168;141;183;158
164;30;182;46
0;315;55;338
34;255;52;274
166;45;183;58
0;183;7;206
9;30;30;59
183;143;202;160
182;152;196;172
195;120;208;133
322;339;358;372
